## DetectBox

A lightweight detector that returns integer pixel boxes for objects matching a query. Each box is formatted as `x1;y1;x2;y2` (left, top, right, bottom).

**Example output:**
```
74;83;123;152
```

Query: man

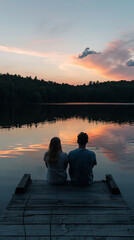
68;132;97;186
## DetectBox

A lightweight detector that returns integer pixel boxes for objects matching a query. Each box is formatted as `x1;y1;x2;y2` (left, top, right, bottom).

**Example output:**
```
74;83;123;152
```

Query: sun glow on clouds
1;35;134;83
72;37;134;81
0;45;66;61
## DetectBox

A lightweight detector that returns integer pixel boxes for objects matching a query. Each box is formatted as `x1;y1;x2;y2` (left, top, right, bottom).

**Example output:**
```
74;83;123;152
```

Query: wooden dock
0;174;134;239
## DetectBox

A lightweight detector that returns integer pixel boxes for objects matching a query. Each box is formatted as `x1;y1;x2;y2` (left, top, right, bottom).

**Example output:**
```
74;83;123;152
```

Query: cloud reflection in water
0;118;134;170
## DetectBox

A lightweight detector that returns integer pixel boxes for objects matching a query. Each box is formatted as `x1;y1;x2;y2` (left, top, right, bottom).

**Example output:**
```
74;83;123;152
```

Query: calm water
0;103;134;214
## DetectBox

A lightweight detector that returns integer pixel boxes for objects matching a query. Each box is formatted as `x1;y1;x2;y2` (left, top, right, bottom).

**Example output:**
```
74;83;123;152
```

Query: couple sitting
44;132;97;186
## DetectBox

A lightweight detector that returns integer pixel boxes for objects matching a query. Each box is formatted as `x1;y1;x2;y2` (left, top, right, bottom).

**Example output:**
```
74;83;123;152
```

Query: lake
0;103;134;214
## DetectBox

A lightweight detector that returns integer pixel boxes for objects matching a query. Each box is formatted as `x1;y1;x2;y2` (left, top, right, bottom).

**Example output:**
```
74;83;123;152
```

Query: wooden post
15;174;31;194
106;174;121;194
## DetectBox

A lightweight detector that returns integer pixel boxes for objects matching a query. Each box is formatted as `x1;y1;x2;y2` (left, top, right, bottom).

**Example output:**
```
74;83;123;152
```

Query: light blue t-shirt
44;152;68;184
68;148;97;185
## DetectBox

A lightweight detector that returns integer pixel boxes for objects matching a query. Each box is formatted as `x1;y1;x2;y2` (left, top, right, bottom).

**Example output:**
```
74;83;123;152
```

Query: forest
0;73;134;103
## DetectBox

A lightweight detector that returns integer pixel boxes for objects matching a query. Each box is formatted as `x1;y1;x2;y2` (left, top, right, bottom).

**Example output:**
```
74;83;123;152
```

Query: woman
44;137;68;184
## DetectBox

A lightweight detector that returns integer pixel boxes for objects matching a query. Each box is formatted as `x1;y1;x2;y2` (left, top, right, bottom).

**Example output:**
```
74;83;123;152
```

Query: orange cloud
72;38;134;80
0;45;62;59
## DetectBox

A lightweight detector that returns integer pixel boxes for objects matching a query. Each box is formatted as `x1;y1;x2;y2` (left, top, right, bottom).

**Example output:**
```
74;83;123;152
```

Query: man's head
77;132;88;147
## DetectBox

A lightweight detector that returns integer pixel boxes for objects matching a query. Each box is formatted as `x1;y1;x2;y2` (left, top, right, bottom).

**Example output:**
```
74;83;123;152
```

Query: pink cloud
72;37;134;80
0;45;61;59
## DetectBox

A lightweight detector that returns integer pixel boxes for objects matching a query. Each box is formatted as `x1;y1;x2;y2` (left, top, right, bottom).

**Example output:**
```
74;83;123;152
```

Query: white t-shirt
44;152;68;184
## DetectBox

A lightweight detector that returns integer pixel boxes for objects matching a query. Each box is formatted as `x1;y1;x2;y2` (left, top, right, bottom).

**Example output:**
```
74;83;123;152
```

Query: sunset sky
1;0;134;84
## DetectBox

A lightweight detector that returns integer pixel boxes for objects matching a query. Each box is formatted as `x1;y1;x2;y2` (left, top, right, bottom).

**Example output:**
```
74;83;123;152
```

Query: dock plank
0;237;134;240
15;174;31;194
0;176;134;239
1;206;131;220
1;224;134;237
1;214;134;225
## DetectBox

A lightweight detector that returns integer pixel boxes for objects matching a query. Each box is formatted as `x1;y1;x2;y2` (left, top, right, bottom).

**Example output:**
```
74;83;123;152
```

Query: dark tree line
0;73;134;103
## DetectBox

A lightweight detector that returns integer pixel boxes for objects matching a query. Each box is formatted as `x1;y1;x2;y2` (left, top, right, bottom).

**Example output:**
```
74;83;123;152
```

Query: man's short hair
77;132;88;145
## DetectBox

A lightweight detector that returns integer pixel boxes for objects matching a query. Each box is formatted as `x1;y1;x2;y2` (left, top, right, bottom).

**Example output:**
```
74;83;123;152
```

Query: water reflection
0;104;134;213
0;114;134;169
1;103;134;129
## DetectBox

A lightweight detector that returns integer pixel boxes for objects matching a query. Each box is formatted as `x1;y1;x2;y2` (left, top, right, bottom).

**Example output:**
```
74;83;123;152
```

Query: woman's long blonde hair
46;137;62;165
